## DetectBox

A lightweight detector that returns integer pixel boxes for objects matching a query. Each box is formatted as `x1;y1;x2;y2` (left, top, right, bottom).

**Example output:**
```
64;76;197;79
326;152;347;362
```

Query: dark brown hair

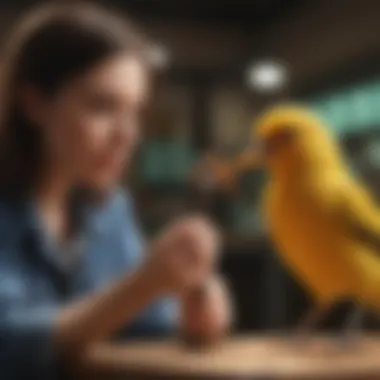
0;2;151;190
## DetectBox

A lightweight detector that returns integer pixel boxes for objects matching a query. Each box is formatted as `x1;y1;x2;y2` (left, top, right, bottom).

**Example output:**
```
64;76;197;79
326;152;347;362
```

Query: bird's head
246;104;343;179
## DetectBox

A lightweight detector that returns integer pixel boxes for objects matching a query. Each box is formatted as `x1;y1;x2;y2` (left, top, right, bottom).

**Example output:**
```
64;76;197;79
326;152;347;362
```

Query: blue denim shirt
0;189;177;379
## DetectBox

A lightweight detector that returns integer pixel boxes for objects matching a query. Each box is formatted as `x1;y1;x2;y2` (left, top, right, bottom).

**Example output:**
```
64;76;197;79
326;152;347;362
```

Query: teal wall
138;138;196;188
309;78;380;174
310;78;380;134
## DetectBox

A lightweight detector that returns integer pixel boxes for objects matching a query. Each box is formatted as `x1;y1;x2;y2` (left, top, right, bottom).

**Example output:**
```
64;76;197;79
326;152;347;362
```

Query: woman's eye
86;94;117;114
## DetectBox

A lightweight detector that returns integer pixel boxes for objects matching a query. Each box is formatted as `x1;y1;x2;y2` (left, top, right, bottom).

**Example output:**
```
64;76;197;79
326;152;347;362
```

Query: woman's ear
17;84;49;127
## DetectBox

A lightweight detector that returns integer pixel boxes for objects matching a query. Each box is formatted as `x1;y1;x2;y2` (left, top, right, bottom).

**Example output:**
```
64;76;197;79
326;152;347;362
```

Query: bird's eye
266;126;296;153
277;125;297;141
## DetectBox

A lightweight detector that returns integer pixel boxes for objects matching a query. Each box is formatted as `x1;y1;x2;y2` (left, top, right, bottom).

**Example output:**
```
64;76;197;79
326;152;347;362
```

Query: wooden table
79;334;380;380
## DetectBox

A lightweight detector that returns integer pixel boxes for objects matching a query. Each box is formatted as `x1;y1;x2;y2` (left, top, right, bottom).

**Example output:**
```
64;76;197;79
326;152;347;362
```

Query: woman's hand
144;216;221;295
56;216;222;358
179;274;234;347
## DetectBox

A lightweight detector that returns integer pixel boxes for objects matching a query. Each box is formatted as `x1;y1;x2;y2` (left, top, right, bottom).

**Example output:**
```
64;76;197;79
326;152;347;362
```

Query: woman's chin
82;161;128;191
84;173;120;193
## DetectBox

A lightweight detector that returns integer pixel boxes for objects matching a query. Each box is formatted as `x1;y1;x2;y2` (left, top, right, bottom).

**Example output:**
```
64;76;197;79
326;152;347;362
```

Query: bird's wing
335;181;380;252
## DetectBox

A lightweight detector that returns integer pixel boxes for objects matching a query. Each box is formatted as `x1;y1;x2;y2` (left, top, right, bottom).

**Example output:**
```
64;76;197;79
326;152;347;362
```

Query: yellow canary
253;104;380;332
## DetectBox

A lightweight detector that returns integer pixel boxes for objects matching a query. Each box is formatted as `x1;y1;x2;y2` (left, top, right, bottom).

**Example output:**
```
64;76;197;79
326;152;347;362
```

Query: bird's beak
252;140;267;164
237;140;266;170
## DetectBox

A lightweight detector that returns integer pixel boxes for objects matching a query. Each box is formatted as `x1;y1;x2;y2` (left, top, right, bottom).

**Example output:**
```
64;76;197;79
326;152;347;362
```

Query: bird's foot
286;327;316;353
336;305;366;352
289;303;331;352
334;330;362;352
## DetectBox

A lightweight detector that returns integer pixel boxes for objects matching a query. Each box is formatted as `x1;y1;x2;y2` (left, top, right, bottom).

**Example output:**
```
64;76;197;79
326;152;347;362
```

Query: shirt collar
13;186;121;257
19;190;91;273
81;188;122;236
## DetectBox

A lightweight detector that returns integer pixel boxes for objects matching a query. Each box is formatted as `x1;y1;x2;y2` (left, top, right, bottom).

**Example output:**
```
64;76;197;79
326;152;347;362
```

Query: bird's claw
288;328;314;352
335;331;362;352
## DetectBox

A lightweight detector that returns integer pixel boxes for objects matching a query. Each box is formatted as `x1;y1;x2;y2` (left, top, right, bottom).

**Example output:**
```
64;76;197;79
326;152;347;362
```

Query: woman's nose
111;116;139;150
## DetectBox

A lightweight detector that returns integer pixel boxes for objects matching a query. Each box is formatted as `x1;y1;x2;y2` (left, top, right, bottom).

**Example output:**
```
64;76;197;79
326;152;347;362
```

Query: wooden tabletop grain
78;334;380;380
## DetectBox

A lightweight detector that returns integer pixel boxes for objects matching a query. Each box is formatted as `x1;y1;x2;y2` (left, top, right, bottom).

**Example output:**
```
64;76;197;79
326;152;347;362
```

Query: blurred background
5;0;380;333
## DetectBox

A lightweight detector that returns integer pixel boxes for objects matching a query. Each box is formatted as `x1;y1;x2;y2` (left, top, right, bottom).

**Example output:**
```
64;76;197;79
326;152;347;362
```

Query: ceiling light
246;60;288;93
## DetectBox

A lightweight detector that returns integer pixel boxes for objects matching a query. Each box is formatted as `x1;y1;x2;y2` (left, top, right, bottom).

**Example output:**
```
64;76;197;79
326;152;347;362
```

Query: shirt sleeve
117;190;179;338
0;267;61;379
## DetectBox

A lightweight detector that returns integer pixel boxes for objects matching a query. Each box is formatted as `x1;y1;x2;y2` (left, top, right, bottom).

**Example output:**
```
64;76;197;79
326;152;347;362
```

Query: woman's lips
94;155;126;174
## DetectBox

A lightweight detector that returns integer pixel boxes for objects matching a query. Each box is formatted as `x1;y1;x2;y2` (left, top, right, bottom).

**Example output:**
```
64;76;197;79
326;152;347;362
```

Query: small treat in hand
146;215;221;295
180;275;234;350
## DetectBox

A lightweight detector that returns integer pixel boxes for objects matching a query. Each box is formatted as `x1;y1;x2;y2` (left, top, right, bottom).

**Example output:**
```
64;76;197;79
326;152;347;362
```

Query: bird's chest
265;186;338;272
266;189;360;301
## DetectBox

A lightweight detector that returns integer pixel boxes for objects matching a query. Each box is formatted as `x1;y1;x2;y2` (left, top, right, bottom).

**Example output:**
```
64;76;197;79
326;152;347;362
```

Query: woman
0;3;232;379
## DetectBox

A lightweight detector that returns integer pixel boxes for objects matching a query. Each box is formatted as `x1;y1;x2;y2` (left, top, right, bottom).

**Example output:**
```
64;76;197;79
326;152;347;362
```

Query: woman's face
33;54;148;190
